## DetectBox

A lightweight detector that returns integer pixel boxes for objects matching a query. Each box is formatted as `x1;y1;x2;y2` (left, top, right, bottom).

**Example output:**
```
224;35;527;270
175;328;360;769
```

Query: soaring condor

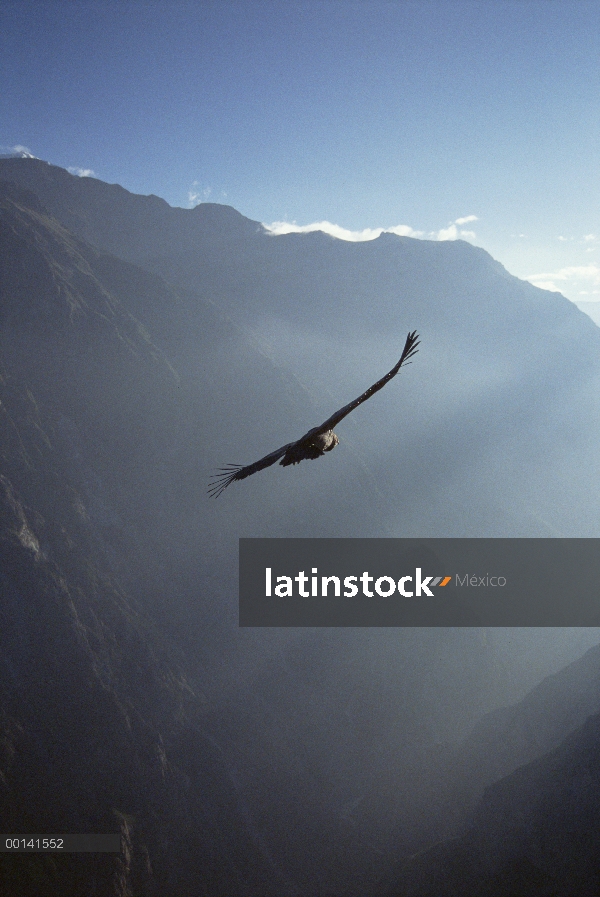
208;330;419;497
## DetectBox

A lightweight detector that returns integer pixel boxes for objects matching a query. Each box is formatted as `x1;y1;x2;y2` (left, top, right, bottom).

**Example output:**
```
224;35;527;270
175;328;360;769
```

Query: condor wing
208;442;294;497
312;330;419;435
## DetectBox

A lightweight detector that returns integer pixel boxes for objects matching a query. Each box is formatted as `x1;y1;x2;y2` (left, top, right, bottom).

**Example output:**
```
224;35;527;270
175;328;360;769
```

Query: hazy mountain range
2;157;600;895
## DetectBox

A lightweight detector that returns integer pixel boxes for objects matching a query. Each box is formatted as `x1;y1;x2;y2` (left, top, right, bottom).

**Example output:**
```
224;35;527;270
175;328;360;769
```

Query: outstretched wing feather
209;330;419;496
311;330;420;435
208;442;293;497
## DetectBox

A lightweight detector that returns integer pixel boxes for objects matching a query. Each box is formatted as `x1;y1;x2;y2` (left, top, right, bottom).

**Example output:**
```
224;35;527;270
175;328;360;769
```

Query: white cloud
431;224;464;240
263;214;478;244
384;224;423;238
535;264;600;280
435;223;459;241
529;280;561;292
526;264;600;296
0;144;37;158
430;216;478;242
556;234;598;244
263;220;425;241
67;166;95;177
188;181;212;207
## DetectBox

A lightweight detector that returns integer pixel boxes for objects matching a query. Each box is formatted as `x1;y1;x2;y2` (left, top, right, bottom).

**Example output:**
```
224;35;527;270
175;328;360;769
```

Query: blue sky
1;0;599;302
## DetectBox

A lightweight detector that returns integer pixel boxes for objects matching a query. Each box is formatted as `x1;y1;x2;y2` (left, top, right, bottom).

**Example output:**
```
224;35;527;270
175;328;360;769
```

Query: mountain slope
0;183;283;896
3;163;600;896
387;709;600;897
366;640;600;868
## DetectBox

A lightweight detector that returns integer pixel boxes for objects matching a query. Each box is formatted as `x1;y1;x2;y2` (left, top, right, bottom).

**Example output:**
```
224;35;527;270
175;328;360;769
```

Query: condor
208;330;419;497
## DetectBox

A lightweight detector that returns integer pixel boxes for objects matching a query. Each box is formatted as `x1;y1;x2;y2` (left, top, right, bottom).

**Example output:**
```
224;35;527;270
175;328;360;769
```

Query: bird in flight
208;330;419;497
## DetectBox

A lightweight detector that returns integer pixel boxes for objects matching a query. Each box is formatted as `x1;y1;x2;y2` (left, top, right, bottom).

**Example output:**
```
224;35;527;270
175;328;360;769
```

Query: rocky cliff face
0;183;282;896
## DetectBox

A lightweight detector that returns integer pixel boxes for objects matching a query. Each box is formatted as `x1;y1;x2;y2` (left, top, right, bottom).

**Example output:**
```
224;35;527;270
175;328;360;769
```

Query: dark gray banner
239;538;600;626
0;834;121;852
